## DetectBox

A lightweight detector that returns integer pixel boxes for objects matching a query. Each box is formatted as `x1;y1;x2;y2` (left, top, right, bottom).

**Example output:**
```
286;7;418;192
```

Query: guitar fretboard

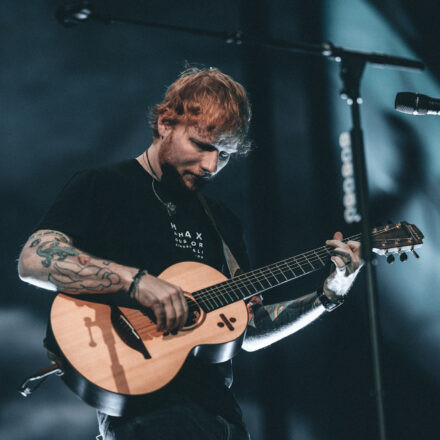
192;234;361;313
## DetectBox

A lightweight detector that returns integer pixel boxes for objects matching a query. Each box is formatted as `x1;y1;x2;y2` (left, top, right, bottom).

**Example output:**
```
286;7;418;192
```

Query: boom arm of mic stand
58;5;424;72
323;42;424;71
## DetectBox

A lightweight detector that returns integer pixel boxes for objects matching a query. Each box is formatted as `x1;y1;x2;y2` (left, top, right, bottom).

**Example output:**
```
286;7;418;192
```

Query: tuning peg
412;249;420;259
385;252;395;264
399;252;408;262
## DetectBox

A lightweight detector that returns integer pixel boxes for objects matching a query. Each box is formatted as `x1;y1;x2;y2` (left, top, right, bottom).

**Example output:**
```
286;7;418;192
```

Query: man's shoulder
71;159;143;188
85;158;139;178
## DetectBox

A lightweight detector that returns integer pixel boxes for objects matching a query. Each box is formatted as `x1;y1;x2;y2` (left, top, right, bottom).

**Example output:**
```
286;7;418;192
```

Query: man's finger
171;291;186;329
176;288;189;329
333;248;353;262
163;296;177;330
180;294;189;328
326;239;345;248
331;255;347;270
347;240;361;251
153;302;166;331
333;231;343;241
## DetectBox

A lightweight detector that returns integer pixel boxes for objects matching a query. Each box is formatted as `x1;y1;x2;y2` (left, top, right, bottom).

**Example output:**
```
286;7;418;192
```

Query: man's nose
201;151;218;174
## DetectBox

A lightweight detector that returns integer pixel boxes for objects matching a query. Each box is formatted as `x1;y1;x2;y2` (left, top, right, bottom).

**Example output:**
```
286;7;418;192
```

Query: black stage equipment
395;92;440;115
53;4;425;439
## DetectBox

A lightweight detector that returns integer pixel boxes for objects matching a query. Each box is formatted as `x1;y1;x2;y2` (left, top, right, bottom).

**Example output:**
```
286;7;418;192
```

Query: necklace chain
145;150;176;216
145;150;160;180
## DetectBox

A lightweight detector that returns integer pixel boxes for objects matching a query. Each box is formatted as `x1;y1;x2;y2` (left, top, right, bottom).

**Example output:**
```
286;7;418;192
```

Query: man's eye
219;151;230;160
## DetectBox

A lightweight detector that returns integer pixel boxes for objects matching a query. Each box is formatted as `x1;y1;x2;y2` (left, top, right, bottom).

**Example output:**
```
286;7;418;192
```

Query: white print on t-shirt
170;222;204;259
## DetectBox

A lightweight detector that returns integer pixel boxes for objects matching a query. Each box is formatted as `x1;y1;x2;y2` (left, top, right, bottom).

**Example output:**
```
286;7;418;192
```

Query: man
18;67;362;439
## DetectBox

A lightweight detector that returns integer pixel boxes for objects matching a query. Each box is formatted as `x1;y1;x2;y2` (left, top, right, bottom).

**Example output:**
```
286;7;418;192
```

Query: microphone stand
57;4;424;439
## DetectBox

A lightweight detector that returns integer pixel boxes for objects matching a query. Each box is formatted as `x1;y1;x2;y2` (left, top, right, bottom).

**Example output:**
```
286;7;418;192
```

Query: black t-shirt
36;159;250;422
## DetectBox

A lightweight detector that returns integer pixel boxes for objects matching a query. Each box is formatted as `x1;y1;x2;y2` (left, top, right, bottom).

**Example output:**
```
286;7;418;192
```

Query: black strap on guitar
197;192;242;278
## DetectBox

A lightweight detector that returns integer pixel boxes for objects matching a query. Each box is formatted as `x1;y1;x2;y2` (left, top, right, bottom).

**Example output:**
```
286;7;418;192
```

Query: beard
160;163;210;193
158;134;211;193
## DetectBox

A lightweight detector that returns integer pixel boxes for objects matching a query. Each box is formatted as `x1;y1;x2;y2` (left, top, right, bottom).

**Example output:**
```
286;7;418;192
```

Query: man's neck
136;143;162;181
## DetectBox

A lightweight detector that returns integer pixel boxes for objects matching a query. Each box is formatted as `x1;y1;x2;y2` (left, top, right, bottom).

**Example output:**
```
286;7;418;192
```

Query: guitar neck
192;233;362;313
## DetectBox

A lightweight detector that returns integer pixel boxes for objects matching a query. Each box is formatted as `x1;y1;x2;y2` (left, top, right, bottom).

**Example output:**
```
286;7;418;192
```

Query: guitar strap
197;192;242;278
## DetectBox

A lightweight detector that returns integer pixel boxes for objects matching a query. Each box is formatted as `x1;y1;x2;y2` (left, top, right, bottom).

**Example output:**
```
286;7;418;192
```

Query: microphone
395;92;440;115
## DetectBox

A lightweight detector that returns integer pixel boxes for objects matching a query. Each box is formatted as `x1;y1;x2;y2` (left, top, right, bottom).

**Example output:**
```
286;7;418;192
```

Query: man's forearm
242;293;325;352
18;229;136;294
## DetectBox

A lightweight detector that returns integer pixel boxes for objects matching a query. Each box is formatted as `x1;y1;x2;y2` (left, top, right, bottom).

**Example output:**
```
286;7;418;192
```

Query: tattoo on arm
265;304;286;321
26;230;122;293
29;238;41;248
29;230;71;244
243;292;326;350
248;304;285;328
36;241;79;268
49;261;121;293
248;293;321;330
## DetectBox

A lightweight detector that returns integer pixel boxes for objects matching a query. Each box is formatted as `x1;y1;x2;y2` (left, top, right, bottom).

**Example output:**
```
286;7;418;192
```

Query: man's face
158;124;237;191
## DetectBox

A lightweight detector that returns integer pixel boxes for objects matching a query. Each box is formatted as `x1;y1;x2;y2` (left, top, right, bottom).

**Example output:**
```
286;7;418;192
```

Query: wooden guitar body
50;261;248;416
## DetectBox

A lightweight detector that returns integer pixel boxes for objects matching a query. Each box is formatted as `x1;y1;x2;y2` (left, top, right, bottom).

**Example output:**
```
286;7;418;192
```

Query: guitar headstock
372;221;424;262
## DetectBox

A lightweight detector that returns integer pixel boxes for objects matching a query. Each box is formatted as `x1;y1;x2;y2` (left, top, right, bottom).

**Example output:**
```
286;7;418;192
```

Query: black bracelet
316;285;344;312
127;269;148;299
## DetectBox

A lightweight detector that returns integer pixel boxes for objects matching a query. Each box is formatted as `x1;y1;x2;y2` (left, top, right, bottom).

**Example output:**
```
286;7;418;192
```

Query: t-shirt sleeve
34;169;104;254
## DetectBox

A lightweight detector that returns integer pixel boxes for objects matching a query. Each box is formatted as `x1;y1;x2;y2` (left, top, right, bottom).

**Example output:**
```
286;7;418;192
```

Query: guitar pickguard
110;306;151;359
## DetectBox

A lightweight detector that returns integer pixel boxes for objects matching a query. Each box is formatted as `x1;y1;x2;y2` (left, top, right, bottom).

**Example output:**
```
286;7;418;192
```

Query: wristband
127;269;148;299
316;285;344;312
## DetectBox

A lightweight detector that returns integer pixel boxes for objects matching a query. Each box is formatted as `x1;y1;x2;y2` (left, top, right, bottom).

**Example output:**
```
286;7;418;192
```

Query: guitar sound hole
183;297;203;329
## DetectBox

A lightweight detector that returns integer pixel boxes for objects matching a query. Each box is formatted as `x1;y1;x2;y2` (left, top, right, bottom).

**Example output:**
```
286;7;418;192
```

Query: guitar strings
123;234;361;323
191;227;404;308
126;227;407;327
127;226;407;321
198;229;414;309
124;226;409;326
126;229;397;331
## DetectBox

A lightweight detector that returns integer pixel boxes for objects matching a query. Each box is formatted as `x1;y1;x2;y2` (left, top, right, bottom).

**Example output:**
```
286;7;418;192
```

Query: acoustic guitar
49;221;423;415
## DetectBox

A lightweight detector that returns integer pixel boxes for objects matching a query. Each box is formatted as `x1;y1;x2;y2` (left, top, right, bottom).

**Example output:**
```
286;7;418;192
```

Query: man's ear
157;116;173;138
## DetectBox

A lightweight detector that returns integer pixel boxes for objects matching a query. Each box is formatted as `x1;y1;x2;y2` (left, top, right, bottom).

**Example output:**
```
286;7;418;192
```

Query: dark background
2;1;439;439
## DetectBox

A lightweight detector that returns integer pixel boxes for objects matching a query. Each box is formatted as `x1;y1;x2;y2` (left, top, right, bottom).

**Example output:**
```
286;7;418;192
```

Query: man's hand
323;231;363;300
134;274;189;332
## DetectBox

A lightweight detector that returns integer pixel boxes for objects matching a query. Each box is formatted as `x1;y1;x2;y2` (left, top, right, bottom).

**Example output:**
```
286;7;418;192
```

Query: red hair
150;67;251;154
